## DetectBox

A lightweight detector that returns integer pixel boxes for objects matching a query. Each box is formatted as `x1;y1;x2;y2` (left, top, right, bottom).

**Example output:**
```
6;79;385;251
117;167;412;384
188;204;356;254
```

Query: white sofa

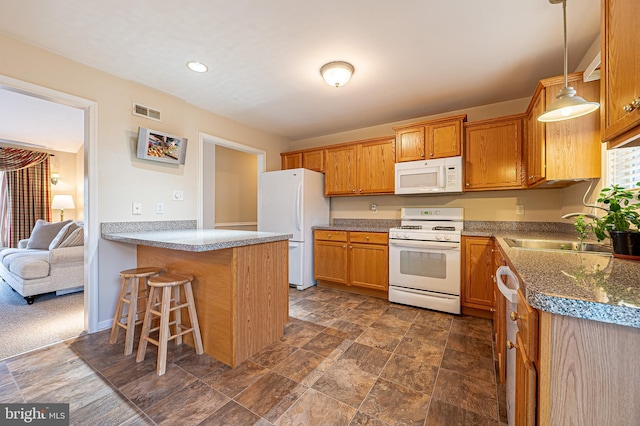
0;220;84;304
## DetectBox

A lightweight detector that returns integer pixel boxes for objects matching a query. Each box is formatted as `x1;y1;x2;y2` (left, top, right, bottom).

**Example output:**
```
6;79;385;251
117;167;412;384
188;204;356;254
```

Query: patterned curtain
0;147;50;171
4;154;51;247
0;172;8;247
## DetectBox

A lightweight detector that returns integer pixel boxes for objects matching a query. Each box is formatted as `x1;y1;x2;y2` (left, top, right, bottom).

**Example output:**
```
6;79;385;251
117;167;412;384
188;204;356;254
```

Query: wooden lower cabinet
314;230;388;298
462;236;495;313
515;332;537;426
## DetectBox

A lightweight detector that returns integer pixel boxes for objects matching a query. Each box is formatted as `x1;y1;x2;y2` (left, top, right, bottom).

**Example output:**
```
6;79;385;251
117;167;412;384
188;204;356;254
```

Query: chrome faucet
561;212;598;220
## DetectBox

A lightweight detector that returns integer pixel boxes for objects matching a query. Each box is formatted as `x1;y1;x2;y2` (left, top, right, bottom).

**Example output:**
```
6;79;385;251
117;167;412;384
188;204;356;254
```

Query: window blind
608;146;640;189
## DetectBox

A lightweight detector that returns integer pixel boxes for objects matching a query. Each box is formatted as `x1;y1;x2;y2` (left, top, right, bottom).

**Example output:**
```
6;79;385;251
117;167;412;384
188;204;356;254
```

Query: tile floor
0;286;507;425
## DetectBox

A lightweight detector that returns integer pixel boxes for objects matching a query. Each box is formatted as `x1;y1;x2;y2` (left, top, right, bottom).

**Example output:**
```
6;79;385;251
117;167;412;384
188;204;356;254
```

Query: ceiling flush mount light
538;0;599;122
186;61;208;73
320;61;354;88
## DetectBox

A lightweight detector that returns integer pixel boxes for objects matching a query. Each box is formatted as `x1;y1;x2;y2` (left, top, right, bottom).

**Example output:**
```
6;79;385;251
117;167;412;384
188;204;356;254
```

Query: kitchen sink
503;238;613;254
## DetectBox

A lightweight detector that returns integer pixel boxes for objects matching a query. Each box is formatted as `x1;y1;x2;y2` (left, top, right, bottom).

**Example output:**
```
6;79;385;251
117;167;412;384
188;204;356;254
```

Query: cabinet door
349;242;389;291
324;145;357;196
395;126;425;162
302;150;324;173
527;92;546;186
464;117;524;191
357;138;395;194
462;237;494;310
515;333;537;426
314;240;348;284
427;120;462;159
281;153;302;170
602;0;640;144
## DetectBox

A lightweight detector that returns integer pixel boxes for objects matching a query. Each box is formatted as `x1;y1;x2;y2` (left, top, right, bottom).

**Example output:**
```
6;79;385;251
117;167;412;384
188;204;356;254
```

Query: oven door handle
389;240;460;250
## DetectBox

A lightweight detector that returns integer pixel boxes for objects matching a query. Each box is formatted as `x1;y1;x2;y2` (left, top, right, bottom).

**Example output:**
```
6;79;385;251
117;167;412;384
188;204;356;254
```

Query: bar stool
109;266;162;355
136;273;204;376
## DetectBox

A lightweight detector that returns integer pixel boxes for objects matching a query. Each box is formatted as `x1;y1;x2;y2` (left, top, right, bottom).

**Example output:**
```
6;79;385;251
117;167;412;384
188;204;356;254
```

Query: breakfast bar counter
102;228;292;367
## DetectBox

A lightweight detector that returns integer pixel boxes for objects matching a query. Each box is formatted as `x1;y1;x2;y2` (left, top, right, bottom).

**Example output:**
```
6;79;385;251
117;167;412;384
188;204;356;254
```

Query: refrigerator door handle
295;182;302;232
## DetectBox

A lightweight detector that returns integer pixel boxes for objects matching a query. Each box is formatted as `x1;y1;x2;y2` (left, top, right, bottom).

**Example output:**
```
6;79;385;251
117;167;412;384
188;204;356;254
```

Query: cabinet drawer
314;230;347;242
513;288;538;361
349;232;388;244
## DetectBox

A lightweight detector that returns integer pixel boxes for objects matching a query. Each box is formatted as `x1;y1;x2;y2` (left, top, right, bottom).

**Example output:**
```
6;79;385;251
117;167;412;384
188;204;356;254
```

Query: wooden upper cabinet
324;145;358;196
526;91;546;186
602;0;640;147
281;149;324;172
324;136;395;196
464;115;525;191
525;73;601;187
394;115;466;162
427;118;463;158
394;126;425;162
357;138;395;194
281;152;302;170
302;150;324;172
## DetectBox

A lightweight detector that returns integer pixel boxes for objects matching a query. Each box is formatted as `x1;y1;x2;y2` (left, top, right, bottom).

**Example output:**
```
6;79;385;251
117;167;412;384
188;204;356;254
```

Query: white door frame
0;75;99;333
197;132;266;229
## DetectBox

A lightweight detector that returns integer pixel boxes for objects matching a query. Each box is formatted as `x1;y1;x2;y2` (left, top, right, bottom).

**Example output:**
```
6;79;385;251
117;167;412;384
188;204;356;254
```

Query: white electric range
388;207;464;314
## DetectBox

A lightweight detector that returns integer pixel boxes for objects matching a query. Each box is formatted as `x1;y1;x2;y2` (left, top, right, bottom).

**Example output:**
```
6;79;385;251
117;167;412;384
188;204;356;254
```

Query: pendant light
537;0;599;122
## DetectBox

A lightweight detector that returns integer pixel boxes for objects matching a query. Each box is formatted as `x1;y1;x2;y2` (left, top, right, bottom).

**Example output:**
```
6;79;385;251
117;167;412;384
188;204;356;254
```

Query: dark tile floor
0;286;507;425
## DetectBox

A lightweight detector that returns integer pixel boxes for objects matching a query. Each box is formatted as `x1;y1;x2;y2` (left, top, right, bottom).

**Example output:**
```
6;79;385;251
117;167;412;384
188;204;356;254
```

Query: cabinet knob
352;189;356;193
349;245;353;249
430;152;434;157
359;189;362;193
366;236;370;240
509;311;521;322
465;183;470;186
342;245;346;248
506;341;516;350
624;98;640;113
327;234;332;238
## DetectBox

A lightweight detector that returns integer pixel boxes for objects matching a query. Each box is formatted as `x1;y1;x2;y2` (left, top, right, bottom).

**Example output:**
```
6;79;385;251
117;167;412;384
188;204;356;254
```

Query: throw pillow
26;219;72;250
48;222;79;250
59;227;84;248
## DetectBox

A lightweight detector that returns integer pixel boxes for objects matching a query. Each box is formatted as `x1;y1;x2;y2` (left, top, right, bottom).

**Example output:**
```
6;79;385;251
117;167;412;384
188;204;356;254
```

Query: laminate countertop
464;230;640;329
102;229;292;252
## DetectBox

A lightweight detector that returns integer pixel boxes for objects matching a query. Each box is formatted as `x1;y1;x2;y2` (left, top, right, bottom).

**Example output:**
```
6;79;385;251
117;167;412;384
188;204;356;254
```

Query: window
607;146;640;189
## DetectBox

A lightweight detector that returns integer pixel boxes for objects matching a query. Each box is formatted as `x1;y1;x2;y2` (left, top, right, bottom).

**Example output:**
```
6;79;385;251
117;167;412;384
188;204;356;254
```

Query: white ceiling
0;0;600;146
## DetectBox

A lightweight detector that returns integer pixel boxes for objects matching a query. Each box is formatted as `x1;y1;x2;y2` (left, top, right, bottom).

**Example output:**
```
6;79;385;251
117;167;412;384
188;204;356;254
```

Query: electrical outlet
516;204;525;215
370;203;377;212
156;202;164;214
132;202;142;215
173;190;184;201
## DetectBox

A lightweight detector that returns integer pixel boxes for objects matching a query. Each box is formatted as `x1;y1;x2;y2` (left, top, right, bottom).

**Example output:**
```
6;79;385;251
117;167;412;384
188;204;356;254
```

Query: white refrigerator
258;168;330;290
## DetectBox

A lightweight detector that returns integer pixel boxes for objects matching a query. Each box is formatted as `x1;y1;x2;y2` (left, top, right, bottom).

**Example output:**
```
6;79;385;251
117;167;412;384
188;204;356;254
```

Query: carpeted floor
0;281;85;361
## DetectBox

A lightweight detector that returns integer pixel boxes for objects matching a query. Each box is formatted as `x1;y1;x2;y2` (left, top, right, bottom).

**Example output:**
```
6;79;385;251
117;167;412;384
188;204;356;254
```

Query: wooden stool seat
109;266;162;355
136;273;204;376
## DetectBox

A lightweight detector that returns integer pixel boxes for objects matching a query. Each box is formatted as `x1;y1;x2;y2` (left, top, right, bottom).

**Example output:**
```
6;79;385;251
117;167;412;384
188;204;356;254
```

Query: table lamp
51;195;75;222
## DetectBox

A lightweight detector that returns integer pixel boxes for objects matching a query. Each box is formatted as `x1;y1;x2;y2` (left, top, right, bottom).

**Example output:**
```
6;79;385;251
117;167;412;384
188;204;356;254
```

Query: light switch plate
132;202;142;215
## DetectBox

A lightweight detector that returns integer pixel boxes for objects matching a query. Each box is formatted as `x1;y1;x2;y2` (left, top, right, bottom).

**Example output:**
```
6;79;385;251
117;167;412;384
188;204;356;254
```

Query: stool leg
136;286;156;363
123;277;140;356
109;277;128;344
184;281;203;355
157;286;172;376
173;285;183;346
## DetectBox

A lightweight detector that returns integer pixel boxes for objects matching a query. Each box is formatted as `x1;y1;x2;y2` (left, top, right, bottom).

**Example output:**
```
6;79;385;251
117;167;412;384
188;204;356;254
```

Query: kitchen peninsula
102;226;292;367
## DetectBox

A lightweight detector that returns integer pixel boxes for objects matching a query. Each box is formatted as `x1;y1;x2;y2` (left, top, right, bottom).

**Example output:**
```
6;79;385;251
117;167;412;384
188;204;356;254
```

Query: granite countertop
313;225;393;233
102;229;292;252
470;229;640;329
313;218;399;233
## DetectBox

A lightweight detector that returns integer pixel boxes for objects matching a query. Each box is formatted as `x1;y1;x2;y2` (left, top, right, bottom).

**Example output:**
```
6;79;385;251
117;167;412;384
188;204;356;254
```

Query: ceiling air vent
132;102;162;122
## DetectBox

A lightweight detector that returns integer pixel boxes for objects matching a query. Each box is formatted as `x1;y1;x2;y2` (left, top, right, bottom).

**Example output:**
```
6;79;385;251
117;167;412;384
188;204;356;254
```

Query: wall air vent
132;102;162;122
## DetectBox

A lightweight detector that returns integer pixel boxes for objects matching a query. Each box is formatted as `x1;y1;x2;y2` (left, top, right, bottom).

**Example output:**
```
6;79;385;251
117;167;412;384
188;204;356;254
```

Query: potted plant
575;183;640;259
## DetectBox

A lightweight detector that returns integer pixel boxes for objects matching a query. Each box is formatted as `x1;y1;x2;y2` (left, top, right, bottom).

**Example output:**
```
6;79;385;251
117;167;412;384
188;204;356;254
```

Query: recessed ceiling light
186;61;208;73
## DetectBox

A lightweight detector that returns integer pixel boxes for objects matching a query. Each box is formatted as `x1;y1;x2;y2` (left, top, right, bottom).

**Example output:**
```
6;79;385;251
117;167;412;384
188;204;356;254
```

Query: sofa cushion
6;252;50;279
59;227;83;247
26;219;72;249
49;222;79;250
0;248;44;264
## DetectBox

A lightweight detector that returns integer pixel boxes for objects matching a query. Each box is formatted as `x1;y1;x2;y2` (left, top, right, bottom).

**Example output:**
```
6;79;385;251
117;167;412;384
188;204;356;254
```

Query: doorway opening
0;75;99;349
198;133;266;230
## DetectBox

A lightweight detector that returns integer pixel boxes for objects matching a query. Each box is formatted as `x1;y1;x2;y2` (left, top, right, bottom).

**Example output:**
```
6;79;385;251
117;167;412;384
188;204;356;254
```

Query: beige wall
214;145;258;225
49;148;81;221
0;33;289;225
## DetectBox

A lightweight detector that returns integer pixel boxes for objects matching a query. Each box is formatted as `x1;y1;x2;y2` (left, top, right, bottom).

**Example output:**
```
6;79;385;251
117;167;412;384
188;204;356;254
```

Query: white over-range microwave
394;156;463;195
